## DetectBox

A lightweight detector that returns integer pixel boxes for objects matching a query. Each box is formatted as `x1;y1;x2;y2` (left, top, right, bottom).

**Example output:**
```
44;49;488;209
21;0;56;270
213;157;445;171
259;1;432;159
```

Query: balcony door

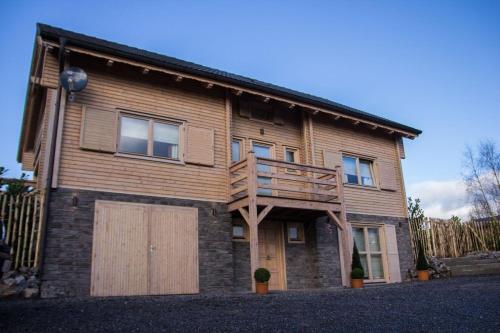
252;142;274;196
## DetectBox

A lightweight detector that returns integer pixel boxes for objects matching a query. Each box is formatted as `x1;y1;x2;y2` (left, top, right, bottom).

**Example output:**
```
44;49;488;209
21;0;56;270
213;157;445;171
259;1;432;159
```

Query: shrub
416;241;429;271
351;242;365;279
351;267;364;279
254;268;271;283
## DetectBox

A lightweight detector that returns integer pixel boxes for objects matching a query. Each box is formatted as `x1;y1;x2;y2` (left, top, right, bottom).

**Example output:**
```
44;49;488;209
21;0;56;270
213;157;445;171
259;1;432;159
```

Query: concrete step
450;263;500;277
442;258;499;266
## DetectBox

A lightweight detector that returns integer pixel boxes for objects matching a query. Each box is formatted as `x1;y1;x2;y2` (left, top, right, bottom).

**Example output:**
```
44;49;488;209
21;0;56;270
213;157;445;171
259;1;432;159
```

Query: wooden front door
258;222;285;290
91;201;199;296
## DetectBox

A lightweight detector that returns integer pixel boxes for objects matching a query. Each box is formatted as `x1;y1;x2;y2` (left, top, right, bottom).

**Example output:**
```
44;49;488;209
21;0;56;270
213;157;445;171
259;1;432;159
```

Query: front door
252;142;273;196
258;221;285;290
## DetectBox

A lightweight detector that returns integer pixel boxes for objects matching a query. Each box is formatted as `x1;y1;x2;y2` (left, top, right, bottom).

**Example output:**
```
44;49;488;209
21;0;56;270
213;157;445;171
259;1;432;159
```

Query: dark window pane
359;160;374;186
288;226;299;240
285;149;295;163
153;122;179;159
233;225;244;238
119;117;148;155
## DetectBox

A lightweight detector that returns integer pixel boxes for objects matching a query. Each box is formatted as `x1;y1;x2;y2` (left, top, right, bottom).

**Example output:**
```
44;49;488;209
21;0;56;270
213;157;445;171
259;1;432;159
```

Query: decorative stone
23;287;39;299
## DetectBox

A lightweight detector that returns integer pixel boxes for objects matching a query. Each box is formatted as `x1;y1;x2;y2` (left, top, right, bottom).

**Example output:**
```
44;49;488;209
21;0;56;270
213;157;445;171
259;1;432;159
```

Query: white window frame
351;224;387;282
342;154;376;188
117;112;184;164
283;146;300;174
231;137;245;164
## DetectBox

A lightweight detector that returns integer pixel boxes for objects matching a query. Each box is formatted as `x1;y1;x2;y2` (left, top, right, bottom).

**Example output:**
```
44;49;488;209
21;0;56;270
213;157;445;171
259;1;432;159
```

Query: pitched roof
36;23;421;136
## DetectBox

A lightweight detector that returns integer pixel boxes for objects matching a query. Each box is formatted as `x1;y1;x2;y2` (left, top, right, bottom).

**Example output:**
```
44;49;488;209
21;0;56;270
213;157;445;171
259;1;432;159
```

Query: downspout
37;37;67;271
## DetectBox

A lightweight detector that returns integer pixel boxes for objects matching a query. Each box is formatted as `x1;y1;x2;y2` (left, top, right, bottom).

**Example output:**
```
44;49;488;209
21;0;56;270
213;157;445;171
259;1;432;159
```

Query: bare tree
463;140;500;220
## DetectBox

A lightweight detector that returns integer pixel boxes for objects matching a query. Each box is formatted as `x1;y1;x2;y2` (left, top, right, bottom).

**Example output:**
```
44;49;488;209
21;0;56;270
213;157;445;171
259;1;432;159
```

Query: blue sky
1;1;499;217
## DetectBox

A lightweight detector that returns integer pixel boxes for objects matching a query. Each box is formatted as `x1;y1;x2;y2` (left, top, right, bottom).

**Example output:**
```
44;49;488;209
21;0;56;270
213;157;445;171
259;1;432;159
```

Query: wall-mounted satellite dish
60;67;88;101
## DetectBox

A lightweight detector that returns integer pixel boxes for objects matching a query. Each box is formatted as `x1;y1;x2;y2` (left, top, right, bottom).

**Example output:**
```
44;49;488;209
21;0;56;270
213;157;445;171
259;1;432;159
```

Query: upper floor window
342;155;375;186
231;138;244;163
118;115;180;160
285;147;298;163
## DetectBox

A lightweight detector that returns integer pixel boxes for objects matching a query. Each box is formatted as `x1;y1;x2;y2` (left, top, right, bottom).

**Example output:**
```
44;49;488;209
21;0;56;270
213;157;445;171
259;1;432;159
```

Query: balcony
228;152;345;221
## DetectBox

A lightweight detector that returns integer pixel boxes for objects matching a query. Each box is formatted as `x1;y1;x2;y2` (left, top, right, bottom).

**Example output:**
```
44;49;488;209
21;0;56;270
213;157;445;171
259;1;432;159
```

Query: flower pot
417;270;429;281
256;282;269;295
351;278;364;288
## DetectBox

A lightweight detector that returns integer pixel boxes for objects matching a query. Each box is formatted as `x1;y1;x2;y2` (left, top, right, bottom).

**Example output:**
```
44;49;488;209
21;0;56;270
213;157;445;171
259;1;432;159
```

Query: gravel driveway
1;275;499;332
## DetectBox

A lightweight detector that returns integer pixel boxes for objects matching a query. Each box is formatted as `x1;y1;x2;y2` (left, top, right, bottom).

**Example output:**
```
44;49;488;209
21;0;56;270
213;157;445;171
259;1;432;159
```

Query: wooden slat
185;125;215;166
149;205;198;294
257;171;337;186
258;183;337;197
256;157;337;174
91;201;149;296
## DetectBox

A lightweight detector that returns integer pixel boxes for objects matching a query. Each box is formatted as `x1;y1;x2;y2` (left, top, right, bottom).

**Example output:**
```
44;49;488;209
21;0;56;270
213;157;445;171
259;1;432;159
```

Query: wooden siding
313;114;406;217
231;103;303;162
53;55;228;202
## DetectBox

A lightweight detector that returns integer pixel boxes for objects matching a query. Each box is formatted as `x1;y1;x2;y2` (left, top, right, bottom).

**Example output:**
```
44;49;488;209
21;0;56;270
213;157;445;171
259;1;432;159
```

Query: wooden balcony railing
229;152;343;207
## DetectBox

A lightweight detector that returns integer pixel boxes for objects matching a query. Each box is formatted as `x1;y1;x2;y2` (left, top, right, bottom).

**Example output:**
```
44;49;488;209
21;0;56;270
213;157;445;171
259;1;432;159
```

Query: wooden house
17;24;421;297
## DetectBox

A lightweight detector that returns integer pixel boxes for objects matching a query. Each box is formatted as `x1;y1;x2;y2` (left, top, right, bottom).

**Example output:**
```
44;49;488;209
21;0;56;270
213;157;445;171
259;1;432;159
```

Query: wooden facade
17;26;420;295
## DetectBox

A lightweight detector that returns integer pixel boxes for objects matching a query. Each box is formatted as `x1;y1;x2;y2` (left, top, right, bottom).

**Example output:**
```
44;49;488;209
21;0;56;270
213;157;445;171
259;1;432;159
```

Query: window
118;115;180;160
232;223;247;241
287;222;305;243
284;147;300;173
352;226;385;281
342;155;375;186
231;138;244;163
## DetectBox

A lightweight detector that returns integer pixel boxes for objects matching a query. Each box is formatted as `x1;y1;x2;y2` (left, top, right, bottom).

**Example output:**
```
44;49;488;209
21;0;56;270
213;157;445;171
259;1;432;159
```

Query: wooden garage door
90;201;198;296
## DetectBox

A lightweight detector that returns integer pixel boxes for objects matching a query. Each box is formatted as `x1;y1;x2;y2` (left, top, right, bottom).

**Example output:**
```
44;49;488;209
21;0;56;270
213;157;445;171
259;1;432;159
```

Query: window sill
115;152;185;165
343;183;381;191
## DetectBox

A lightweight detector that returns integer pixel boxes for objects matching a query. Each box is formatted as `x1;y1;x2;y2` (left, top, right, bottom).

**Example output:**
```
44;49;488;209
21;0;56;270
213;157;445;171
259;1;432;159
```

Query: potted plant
254;268;271;294
416;241;430;281
351;242;365;288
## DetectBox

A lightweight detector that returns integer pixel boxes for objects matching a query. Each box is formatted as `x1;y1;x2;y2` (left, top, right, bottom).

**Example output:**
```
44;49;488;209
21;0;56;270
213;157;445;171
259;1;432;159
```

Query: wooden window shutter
273;109;285;125
322;149;342;169
384;224;402;283
185;125;215;166
80;106;117;153
397;137;405;159
377;160;398;191
238;100;250;118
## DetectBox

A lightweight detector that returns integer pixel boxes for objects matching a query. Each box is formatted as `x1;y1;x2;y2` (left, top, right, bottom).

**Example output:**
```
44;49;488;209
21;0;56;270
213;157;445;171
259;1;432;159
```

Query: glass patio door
252;143;273;196
352;226;385;282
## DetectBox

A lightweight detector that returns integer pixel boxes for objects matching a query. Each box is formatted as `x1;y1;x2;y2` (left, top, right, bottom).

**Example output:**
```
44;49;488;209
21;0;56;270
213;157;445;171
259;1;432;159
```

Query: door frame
258;219;287;290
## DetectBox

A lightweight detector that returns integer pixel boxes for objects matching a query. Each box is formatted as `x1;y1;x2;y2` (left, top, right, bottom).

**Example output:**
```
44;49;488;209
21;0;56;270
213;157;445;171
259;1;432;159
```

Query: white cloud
407;179;471;220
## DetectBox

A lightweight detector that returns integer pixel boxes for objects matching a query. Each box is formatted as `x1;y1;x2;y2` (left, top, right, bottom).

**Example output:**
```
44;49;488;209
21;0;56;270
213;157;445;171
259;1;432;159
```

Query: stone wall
41;188;233;298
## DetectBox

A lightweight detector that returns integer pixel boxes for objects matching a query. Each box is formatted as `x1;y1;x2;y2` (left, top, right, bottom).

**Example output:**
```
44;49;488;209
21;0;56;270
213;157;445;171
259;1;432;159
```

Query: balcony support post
335;166;351;287
246;152;259;292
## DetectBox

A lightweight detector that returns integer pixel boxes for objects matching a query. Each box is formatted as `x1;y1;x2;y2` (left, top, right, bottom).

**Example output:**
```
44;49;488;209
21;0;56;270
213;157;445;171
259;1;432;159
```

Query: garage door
90;201;198;296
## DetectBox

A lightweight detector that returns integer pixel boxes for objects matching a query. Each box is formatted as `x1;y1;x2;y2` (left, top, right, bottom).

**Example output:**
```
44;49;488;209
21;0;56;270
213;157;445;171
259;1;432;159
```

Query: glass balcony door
252;142;273;196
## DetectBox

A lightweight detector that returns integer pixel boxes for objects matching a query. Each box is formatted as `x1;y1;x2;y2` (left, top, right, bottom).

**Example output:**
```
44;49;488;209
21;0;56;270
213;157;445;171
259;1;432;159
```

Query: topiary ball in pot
254;268;271;283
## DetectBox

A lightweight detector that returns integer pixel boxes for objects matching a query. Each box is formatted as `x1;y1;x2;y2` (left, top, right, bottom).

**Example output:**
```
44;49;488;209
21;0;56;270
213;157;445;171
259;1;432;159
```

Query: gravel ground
1;275;499;332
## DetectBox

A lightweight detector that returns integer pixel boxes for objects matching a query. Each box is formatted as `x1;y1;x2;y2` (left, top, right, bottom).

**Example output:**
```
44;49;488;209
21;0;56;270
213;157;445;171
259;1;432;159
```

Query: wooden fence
0;191;45;270
409;217;500;259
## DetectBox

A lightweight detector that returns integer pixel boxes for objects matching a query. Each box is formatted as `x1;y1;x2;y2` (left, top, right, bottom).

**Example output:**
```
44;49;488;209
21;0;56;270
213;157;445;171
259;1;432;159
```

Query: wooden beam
106;59;114;67
289;104;296;110
175;75;183;82
234;89;243;96
257;205;273;224
206;83;214;89
353;120;360;126
238;207;250;224
326;211;344;231
263;96;270;103
312;110;319;115
142;68;150;75
334;115;341;120
246;152;259;292
372;125;378;130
